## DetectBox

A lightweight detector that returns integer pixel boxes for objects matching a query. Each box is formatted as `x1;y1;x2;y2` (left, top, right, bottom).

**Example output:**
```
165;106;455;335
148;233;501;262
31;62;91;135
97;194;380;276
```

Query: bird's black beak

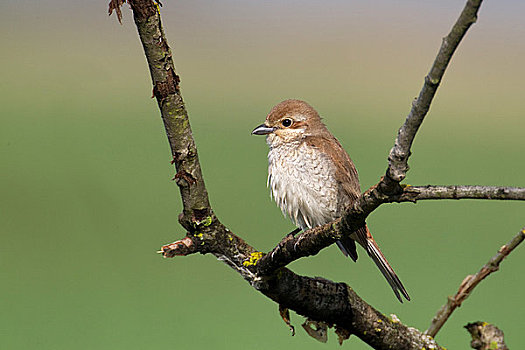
251;124;275;135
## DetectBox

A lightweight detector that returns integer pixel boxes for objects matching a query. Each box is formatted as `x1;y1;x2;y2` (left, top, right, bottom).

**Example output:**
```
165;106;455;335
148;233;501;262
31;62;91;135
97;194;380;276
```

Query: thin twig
387;0;483;182
425;227;525;338
396;185;525;202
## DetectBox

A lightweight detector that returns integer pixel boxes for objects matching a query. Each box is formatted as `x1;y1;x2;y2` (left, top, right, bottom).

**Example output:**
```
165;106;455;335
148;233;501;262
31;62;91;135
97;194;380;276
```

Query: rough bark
109;0;523;348
465;322;509;350
397;185;525;201
258;185;525;274
128;0;212;231
161;232;443;350
122;1;449;347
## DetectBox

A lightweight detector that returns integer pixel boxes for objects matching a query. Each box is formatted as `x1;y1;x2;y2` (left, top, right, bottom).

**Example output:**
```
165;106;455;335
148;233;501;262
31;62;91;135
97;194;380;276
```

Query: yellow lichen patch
153;0;161;13
202;216;213;227
193;216;213;228
242;251;263;267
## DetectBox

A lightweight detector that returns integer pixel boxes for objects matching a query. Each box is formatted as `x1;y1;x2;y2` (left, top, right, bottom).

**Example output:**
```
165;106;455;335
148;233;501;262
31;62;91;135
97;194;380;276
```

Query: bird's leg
286;227;302;238
270;228;302;260
292;228;309;251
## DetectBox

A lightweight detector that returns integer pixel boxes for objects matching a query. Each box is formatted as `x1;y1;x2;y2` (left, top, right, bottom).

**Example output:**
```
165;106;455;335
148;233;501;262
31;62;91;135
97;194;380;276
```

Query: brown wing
305;134;410;302
305;134;362;260
304;133;360;203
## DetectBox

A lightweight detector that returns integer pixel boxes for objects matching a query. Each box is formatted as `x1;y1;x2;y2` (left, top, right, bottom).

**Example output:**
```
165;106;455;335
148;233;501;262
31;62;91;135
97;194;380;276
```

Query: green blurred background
1;1;524;349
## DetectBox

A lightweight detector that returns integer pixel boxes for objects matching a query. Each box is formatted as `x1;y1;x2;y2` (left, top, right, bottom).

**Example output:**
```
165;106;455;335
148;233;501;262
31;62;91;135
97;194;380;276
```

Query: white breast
267;141;339;231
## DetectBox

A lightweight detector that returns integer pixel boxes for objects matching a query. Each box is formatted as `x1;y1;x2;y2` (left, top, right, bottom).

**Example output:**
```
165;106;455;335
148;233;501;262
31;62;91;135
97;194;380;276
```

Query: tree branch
108;0;512;349
126;0;212;231
396;185;525;202
258;0;487;275
160;231;443;350
425;227;525;338
258;184;525;274
387;0;483;182
118;1;447;346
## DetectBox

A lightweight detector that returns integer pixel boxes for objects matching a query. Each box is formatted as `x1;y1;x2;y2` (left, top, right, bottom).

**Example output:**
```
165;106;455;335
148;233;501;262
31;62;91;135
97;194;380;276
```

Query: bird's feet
270;228;302;260
293;235;305;251
280;228;304;251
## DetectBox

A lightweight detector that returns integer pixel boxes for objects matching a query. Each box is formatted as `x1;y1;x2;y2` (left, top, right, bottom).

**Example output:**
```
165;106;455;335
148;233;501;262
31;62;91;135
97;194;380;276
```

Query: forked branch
109;0;523;348
260;0;487;272
257;185;525;274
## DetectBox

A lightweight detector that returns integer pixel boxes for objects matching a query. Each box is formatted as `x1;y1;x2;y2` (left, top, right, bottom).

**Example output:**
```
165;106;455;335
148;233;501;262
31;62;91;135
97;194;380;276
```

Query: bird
251;99;410;302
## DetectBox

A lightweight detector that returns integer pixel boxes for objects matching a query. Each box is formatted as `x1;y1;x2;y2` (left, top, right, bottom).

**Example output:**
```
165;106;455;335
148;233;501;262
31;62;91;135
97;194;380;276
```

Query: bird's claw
293;235;304;251
270;245;280;260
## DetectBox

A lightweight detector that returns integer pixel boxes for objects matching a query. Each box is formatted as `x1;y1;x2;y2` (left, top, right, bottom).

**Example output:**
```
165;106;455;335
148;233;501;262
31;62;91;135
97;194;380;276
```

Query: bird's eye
281;118;293;127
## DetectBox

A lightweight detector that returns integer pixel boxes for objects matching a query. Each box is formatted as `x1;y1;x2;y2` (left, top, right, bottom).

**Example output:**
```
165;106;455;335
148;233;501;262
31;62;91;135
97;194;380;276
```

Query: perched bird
252;99;410;302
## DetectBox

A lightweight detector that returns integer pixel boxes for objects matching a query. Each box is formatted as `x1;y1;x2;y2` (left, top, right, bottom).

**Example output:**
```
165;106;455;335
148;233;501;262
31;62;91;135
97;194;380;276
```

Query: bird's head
251;99;325;146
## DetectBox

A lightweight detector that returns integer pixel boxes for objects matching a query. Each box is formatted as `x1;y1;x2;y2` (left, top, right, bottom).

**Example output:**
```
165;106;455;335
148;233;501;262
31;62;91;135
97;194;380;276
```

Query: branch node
190;210;214;229
425;74;441;87
465;322;508;350
153;69;180;100
160;236;194;257
173;170;196;186
128;0;157;20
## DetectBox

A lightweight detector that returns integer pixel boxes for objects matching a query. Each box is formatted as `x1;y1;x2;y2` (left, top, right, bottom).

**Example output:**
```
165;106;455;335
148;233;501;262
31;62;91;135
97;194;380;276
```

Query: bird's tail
364;230;410;303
